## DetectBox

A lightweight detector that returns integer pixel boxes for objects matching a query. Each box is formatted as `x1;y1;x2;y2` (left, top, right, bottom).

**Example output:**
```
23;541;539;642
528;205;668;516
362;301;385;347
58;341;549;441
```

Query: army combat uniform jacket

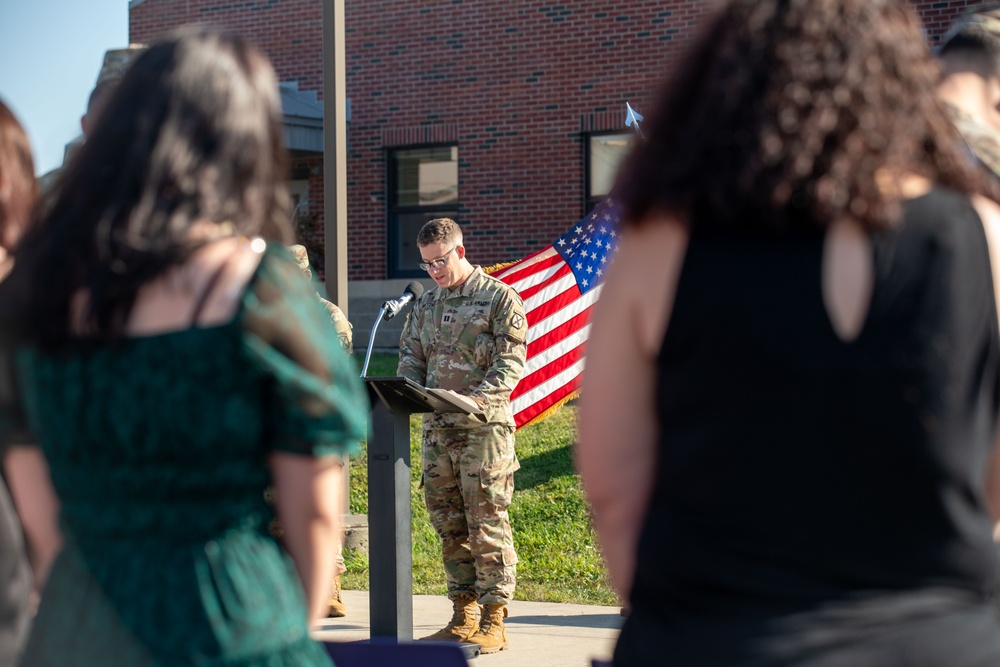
945;102;1000;182
398;267;528;430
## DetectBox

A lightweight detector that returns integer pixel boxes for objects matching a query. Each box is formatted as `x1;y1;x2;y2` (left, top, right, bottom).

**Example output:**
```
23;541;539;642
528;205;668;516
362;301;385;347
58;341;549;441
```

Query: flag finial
625;101;645;139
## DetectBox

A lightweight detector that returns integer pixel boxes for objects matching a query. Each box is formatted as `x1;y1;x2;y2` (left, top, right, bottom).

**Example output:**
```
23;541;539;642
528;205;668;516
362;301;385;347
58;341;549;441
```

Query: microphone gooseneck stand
361;304;389;378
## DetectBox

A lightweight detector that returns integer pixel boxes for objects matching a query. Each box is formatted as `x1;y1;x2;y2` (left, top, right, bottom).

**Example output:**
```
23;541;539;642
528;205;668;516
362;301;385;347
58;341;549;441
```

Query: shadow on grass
515;443;575;491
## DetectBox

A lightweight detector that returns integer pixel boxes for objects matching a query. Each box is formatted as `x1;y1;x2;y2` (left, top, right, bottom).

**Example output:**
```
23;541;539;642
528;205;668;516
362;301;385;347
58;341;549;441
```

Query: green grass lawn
343;354;618;606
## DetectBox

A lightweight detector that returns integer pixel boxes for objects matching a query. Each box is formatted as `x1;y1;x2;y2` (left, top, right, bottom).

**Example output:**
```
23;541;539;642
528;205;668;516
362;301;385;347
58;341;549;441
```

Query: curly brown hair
616;0;987;233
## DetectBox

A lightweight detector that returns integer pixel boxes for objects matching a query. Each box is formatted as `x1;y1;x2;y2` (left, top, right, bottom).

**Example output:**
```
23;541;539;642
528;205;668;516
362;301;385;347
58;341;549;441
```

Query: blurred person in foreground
577;1;1000;665
0;99;36;666
937;6;1000;182
0;28;368;667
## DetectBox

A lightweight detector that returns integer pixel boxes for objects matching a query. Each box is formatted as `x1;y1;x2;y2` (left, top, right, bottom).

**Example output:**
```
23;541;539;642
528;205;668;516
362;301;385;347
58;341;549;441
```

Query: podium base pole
368;399;414;640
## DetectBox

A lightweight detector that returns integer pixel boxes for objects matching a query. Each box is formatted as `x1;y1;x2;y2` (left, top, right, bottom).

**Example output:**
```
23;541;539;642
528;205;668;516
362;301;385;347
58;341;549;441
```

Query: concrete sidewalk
312;590;623;666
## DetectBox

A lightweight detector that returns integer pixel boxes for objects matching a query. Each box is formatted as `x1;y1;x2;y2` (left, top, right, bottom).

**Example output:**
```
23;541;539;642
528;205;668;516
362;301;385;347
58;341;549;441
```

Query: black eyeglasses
418;246;457;271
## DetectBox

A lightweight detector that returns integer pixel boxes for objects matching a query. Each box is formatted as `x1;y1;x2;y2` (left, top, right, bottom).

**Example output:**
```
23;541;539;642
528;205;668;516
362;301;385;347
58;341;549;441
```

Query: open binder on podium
364;376;486;422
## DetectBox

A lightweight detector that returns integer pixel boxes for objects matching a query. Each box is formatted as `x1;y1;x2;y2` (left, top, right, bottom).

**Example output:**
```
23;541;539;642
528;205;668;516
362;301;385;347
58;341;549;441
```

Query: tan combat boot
327;575;347;618
467;604;509;653
419;594;479;641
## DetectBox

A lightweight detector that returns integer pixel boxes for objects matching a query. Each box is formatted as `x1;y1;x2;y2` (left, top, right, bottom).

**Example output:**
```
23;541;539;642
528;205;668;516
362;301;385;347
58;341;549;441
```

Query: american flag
489;196;621;429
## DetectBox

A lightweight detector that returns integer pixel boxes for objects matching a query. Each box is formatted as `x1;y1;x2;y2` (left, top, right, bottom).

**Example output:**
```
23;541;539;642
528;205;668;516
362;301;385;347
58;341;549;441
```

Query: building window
387;145;459;278
585;132;633;213
289;179;309;215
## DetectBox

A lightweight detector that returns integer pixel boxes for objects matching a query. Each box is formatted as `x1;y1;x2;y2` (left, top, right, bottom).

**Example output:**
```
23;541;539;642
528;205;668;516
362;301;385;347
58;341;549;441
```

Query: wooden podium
363;377;483;641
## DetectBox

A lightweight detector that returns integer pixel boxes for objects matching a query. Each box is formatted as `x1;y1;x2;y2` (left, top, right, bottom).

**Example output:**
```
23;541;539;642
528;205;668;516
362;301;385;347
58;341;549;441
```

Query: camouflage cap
940;5;1000;49
289;244;311;271
95;44;147;86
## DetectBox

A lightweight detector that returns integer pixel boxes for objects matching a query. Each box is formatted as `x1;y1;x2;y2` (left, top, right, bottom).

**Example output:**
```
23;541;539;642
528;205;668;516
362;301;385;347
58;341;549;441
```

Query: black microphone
382;281;424;320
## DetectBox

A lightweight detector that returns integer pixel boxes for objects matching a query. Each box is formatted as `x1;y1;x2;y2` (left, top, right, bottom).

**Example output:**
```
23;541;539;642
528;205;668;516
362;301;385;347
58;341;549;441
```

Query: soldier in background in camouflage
397;218;527;654
291;244;353;354
937;7;1000;183
289;244;353;617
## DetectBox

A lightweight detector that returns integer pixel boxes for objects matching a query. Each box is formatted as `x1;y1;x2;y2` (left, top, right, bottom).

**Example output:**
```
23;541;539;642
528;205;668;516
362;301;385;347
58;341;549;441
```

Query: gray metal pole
322;0;348;316
322;0;354;585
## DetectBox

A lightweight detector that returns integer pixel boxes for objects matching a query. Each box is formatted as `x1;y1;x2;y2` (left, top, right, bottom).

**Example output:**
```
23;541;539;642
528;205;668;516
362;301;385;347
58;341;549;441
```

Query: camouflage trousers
422;425;519;605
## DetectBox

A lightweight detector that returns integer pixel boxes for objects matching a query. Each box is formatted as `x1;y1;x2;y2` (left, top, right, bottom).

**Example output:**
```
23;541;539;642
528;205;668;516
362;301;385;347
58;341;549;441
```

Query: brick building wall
130;0;324;92
913;0;985;38
130;0;991;281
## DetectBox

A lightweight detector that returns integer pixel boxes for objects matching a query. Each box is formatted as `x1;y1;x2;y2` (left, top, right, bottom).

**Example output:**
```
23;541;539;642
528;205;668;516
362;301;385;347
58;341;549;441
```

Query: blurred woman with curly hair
578;1;1000;665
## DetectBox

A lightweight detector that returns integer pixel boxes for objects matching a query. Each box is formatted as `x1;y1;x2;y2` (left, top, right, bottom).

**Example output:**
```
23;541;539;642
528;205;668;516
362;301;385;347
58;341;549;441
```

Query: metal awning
281;81;350;154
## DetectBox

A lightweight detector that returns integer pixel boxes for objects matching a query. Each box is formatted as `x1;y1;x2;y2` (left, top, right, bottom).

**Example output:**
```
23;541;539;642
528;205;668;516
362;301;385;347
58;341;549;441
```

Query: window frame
386;143;460;279
584;131;634;214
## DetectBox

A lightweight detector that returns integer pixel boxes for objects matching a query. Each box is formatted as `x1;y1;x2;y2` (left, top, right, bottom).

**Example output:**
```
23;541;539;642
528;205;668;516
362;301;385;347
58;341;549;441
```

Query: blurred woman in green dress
0;28;368;666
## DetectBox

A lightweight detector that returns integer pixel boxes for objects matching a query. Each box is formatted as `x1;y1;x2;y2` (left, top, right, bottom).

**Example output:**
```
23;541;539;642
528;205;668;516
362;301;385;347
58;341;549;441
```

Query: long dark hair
616;0;984;232
5;28;290;348
0;99;37;252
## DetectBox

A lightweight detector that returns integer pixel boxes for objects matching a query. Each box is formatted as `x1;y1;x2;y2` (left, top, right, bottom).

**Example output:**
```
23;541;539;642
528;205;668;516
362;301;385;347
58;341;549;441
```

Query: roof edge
129;0;148;9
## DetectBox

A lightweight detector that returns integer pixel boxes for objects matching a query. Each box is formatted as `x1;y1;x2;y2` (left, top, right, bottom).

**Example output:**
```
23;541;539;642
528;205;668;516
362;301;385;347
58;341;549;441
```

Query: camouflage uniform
288;245;352;583
397;267;527;605
321;298;351;584
321;300;353;354
938;9;1000;183
944;102;1000;182
290;244;354;354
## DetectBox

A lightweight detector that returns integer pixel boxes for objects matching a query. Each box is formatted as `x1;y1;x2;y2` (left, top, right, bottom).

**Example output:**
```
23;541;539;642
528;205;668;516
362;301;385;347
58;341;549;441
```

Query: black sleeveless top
615;187;1000;666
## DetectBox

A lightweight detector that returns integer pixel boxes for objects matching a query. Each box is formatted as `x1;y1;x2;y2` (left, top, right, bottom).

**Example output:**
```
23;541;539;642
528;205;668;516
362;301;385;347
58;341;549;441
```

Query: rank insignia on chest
442;314;454;324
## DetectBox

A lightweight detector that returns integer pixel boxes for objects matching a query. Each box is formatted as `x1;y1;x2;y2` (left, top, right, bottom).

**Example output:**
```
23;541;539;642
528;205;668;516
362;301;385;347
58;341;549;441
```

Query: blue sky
0;1;128;176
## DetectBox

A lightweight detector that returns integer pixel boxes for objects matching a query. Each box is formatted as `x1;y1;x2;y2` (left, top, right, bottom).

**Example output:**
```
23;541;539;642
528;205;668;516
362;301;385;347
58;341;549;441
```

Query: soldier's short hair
938;6;1000;76
417;218;462;247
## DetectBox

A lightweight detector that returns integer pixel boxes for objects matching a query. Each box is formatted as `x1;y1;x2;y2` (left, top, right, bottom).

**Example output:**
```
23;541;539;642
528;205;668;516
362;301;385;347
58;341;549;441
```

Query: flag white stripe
522;272;578;313
526;285;602;343
521;323;591;379
512;358;586;415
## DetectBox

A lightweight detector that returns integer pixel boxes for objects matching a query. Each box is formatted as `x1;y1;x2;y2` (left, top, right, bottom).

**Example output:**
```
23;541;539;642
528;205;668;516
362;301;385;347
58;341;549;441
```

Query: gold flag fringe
516;389;580;430
483;260;520;275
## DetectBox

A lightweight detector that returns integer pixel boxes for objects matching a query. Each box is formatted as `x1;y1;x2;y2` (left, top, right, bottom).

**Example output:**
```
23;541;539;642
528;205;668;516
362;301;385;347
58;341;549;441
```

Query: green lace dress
4;245;369;666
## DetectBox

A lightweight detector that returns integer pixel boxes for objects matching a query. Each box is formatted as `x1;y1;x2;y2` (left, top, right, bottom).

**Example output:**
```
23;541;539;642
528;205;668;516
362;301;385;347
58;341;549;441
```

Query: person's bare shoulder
183;236;267;326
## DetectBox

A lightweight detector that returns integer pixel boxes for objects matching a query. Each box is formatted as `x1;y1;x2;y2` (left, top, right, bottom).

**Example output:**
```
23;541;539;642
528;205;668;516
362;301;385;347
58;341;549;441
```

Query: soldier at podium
397;218;527;654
